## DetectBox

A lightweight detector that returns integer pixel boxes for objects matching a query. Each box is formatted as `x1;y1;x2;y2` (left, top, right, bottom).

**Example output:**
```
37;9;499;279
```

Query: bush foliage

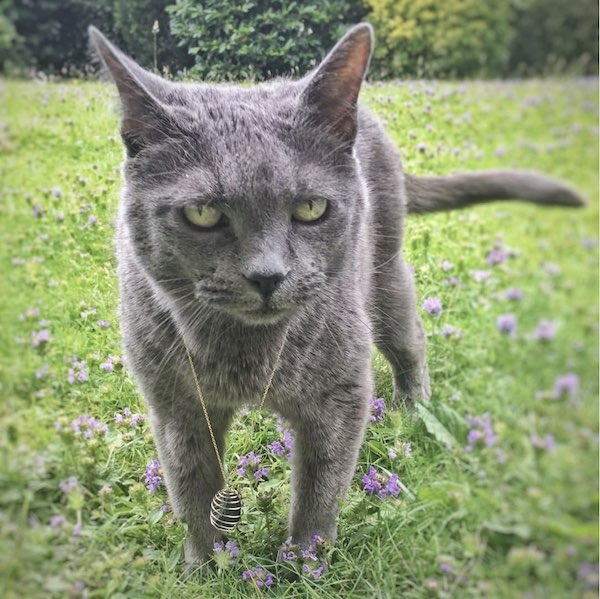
167;0;365;80
1;0;597;78
366;0;514;78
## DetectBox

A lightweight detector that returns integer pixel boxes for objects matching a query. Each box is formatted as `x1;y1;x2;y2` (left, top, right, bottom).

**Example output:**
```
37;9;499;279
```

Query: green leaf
417;402;459;448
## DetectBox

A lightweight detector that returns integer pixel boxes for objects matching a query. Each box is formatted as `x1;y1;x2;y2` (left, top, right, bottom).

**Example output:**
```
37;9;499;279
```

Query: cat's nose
244;270;286;298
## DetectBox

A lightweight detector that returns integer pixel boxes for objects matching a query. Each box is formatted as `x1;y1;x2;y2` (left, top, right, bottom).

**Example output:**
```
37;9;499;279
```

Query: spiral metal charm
210;488;242;532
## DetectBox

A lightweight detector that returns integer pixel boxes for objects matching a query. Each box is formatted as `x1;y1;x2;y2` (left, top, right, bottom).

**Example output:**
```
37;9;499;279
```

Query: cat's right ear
88;26;168;157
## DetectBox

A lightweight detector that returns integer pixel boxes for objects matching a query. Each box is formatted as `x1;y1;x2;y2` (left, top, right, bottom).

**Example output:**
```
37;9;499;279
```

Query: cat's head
90;24;373;326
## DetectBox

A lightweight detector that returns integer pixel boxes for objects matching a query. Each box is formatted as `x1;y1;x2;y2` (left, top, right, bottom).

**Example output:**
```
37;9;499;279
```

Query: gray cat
89;23;584;565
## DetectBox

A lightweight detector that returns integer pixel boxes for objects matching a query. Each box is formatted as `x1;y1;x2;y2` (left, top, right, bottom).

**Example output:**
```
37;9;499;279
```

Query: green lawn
0;77;598;598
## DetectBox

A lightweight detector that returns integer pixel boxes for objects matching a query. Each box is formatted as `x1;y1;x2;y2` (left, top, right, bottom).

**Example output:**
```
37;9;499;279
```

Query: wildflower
19;307;40;321
71;414;107;439
417;141;427;152
577;562;599;590
59;476;78;494
465;413;497;451
87;215;97;227
504;288;524;300
237;451;264;478
268;428;294;460
496;313;517;337
553;373;579;401
369;397;385;422
49;514;67;532
31;329;51;348
144;458;162;493
242;567;274;588
486;249;507;266
422;297;442;316
441;324;463;339
279;535;327;579
100;356;114;372
254;467;270;481
213;539;239;567
97;319;110;328
33;203;43;218
534;319;557;341
470;269;491;282
530;433;556;452
51;187;62;198
440;562;453;575
67;357;89;384
387;448;397;460
440;260;454;272
403;442;412;457
129;413;144;428
161;503;171;513
35;364;49;379
362;466;401;498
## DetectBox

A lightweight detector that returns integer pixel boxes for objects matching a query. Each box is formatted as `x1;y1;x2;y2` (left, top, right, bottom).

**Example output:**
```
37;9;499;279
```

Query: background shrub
167;0;366;80
366;0;514;79
507;0;598;76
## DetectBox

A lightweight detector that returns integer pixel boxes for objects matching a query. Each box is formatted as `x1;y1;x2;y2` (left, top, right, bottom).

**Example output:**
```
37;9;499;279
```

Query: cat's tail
405;170;586;214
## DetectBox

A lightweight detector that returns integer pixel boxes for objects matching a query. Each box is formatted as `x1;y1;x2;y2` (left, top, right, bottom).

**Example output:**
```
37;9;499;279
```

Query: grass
0;76;598;598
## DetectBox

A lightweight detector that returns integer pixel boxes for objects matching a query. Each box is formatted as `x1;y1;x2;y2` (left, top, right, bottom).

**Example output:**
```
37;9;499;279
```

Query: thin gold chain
183;325;289;487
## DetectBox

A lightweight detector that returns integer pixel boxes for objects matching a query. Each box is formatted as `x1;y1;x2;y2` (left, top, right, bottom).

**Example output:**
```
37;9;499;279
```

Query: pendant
210;488;242;532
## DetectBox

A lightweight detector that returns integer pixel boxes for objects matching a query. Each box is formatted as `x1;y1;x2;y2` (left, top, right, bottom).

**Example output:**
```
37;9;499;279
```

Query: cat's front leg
148;398;233;566
287;384;370;545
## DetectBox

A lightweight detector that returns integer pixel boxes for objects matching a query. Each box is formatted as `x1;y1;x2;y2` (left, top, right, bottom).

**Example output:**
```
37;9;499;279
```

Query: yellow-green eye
183;204;224;228
292;198;328;223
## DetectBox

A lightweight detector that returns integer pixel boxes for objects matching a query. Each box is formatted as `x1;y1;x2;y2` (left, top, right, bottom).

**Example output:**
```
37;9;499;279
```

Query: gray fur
89;24;582;565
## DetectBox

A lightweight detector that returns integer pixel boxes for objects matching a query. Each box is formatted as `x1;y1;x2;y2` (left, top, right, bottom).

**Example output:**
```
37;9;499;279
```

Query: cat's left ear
301;23;373;147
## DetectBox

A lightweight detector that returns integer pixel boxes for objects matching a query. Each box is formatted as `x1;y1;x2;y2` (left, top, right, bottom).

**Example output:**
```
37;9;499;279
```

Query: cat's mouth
237;303;294;325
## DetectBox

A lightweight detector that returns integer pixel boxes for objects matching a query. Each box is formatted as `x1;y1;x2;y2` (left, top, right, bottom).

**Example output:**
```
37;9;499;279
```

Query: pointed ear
301;23;373;147
88;26;169;157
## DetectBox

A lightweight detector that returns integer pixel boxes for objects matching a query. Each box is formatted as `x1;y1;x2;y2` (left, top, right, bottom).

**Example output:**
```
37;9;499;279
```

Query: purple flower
534;319;557;341
504;288;524;300
440;562;453;575
19;307;40;321
577;561;599;590
417;141;427;152
278;535;327;579
49;514;67;532
422;297;442;316
486;249;507;266
114;412;124;425
100;356;114;372
97;319;110;328
254;467;270;481
31;329;51;348
144;458;162;493
35;364;49;379
387;448;397;459
161;503;171;513
59;476;78;494
369;397;385;423
67;357;89;384
242;567;274;588
71;414;107;438
531;433;556;452
33;203;43;218
362;466;402;498
213;539;239;566
496;313;517;337
553;373;579;401
440;260;454;272
441;324;463;339
268;428;294;460
470;269;492;282
87;215;98;226
466;413;497;451
403;442;412;457
129;413;144;428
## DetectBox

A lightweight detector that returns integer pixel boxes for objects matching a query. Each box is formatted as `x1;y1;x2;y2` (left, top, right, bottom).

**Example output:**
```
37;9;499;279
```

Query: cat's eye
182;204;225;229
292;198;328;223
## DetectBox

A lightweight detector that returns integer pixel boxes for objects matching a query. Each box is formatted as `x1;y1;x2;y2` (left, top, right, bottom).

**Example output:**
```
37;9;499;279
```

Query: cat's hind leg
371;256;431;406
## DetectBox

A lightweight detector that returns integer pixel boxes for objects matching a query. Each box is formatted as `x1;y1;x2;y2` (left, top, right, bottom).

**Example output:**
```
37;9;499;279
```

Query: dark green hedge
1;0;597;78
